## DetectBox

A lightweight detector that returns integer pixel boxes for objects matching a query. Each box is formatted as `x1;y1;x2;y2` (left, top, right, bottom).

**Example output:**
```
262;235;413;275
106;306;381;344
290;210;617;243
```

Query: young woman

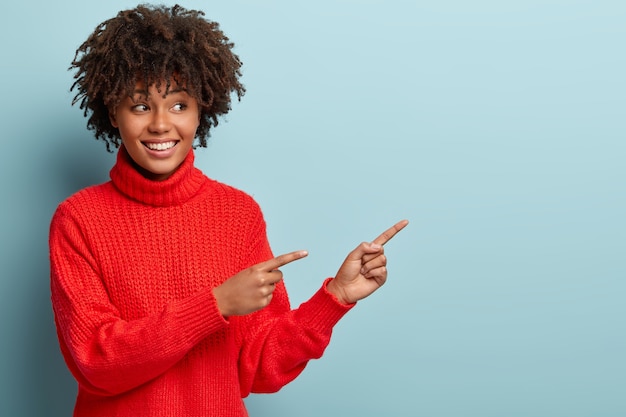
49;5;407;416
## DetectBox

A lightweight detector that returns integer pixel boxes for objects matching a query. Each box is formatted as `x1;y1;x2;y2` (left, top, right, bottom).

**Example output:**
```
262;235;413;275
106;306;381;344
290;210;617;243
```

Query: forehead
130;79;190;97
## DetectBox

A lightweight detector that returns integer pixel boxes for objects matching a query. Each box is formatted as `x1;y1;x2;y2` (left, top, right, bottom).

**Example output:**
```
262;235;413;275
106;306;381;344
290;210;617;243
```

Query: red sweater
49;148;353;417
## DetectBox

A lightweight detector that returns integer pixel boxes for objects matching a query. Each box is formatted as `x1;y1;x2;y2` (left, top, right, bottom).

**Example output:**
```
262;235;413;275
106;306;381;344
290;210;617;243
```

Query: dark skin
213;220;409;316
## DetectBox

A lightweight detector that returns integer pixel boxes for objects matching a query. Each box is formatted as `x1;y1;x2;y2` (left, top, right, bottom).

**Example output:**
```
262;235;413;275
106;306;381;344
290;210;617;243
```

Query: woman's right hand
212;250;308;317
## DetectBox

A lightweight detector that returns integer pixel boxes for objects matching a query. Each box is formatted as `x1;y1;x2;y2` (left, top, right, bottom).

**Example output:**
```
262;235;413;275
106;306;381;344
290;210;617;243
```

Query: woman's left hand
327;219;409;304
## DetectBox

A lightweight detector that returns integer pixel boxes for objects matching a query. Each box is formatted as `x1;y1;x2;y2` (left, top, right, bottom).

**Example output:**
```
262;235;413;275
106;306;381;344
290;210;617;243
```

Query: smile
143;141;178;151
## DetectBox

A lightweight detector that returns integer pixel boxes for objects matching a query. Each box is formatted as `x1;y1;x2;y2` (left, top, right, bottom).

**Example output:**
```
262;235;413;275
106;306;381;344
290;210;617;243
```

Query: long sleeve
50;203;229;396
231;211;354;396
237;280;353;395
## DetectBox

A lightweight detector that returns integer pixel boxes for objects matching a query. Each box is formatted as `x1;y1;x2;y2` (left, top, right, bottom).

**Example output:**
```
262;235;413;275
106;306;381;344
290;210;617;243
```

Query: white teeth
145;141;176;151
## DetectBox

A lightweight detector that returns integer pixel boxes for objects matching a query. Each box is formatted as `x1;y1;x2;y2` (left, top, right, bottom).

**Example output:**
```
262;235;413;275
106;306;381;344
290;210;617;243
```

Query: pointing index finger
262;250;309;271
372;219;409;246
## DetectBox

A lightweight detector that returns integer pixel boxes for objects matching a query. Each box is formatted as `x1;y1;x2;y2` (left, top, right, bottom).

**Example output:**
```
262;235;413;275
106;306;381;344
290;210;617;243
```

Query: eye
172;102;188;112
131;103;149;113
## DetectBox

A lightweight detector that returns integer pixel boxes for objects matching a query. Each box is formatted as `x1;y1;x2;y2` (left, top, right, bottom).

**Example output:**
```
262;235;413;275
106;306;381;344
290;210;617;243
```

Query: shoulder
199;179;269;241
52;181;117;222
58;181;117;207
204;178;264;214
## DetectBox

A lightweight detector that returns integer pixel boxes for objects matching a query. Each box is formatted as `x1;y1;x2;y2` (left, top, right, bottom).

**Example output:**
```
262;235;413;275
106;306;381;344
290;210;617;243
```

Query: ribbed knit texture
49;147;353;417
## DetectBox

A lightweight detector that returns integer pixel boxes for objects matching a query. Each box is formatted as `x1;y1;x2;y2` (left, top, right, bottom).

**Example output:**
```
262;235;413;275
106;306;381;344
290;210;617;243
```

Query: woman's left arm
236;220;409;395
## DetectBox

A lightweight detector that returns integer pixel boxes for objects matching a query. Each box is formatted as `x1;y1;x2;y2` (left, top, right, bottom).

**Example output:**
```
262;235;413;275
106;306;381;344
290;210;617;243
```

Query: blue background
1;1;624;416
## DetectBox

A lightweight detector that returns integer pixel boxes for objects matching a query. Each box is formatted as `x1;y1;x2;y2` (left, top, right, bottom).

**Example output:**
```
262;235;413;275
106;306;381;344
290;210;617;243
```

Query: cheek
186;115;201;136
116;124;132;141
117;117;143;136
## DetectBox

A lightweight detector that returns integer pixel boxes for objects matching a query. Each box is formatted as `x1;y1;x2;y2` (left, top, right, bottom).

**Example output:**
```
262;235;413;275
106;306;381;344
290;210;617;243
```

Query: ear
109;110;118;128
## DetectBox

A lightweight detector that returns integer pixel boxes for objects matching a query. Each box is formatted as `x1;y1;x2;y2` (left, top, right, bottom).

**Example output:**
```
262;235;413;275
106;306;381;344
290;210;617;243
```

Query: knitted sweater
49;147;353;417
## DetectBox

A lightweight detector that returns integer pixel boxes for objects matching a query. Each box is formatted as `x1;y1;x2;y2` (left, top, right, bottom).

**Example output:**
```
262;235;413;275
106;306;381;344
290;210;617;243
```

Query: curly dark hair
70;4;245;151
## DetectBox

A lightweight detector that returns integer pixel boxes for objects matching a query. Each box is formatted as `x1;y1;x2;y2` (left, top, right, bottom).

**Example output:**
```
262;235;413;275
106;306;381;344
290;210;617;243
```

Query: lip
141;140;180;158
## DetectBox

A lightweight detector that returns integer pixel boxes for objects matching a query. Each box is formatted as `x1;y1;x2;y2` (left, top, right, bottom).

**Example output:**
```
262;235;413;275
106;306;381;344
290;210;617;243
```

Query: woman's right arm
49;204;228;396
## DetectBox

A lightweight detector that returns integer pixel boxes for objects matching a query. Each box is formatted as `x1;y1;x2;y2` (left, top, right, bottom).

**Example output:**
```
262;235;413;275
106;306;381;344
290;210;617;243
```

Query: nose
148;109;172;133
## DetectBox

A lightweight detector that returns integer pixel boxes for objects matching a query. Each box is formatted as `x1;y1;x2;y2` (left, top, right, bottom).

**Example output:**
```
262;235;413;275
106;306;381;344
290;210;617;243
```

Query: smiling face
110;81;200;181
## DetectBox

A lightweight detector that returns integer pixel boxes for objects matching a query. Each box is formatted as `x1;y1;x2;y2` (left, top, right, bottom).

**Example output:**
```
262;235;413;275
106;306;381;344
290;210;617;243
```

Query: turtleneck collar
110;146;207;207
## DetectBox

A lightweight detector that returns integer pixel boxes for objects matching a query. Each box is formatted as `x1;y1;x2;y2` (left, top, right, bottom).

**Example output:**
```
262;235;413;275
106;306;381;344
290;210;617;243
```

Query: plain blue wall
1;1;625;416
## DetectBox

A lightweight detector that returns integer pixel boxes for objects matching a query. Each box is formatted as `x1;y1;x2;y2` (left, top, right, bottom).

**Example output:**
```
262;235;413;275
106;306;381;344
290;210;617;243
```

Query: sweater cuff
295;278;355;334
172;288;229;346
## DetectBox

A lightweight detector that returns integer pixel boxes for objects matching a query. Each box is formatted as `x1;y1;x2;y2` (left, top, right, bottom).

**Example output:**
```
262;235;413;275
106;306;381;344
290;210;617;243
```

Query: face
110;81;200;181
